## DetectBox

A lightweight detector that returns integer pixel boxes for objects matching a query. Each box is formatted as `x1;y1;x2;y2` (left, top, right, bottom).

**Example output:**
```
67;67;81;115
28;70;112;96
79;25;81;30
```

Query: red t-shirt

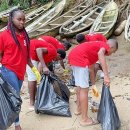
40;36;65;50
68;41;110;67
30;39;57;63
85;33;107;42
0;30;28;80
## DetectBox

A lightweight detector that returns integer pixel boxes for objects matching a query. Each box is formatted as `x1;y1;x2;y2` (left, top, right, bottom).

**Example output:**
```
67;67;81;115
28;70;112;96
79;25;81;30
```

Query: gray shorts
71;66;89;88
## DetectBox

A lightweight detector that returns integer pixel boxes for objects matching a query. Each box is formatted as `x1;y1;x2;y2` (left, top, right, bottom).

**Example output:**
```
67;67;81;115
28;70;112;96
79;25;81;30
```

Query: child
38;35;72;51
68;39;118;126
26;39;66;109
38;35;71;70
76;33;107;43
0;9;40;130
76;33;107;79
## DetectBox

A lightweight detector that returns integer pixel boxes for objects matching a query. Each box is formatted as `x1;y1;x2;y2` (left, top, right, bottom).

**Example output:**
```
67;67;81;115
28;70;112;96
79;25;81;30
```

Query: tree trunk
8;0;13;5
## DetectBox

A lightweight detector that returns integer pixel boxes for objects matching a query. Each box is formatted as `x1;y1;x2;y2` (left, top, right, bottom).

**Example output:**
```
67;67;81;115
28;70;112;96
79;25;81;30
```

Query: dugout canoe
0;5;19;22
29;0;94;38
89;0;118;38
59;1;107;37
26;0;66;33
125;14;130;42
0;2;53;32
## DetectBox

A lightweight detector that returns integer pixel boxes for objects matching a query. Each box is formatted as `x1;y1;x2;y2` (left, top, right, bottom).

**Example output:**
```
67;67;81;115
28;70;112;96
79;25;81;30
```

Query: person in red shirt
0;9;40;130
39;35;72;51
76;33;107;79
38;35;71;70
68;39;118;126
76;33;107;43
26;39;66;108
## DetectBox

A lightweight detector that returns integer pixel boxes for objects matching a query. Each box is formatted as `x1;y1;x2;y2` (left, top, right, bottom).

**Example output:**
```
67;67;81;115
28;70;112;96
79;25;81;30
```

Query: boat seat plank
35;13;39;16
37;29;49;32
27;17;33;20
81;23;86;27
96;6;103;9
49;23;60;26
80;6;87;8
63;16;72;18
88;18;94;21
63;27;70;31
100;26;110;29
71;10;79;13
94;12;99;15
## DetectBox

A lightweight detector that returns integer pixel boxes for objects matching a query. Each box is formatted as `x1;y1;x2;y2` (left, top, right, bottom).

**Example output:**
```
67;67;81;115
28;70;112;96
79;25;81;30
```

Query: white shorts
71;66;89;88
26;60;38;81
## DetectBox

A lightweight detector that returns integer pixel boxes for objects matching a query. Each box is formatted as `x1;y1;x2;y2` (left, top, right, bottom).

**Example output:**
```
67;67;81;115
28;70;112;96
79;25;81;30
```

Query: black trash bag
67;73;75;86
0;74;22;130
97;85;121;130
35;75;71;117
49;73;70;102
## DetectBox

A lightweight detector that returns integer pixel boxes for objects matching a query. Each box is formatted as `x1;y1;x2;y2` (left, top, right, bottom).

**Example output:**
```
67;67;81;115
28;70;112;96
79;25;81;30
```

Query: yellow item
32;67;41;82
92;85;99;97
63;69;69;74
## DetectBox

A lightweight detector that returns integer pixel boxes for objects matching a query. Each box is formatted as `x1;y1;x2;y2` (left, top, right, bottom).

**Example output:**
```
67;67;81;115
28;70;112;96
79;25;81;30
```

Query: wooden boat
29;0;94;38
25;1;53;26
59;1;107;37
0;5;19;21
89;0;118;38
26;0;66;33
0;2;53;32
125;14;130;42
0;4;41;22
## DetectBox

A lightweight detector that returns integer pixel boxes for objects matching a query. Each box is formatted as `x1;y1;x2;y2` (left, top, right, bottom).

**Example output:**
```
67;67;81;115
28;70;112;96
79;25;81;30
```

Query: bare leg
80;88;92;125
75;86;81;115
15;125;22;130
28;81;37;106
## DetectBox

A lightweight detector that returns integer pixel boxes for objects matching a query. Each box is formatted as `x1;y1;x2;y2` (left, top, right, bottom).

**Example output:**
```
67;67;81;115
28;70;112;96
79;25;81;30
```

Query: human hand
31;67;41;82
43;66;50;75
92;85;99;97
104;75;110;87
63;69;69;74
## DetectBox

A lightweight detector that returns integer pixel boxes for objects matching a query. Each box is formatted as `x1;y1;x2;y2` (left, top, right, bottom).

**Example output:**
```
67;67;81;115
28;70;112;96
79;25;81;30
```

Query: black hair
57;49;66;59
76;33;85;43
8;8;30;51
62;40;71;51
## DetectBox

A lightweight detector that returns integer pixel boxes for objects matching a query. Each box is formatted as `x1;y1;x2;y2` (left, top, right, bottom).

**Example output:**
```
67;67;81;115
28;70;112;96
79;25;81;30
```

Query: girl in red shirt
0;9;40;130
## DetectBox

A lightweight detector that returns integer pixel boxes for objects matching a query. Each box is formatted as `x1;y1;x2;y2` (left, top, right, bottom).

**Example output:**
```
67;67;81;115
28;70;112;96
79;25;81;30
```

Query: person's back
68;41;110;67
30;39;57;63
76;33;107;43
39;35;65;50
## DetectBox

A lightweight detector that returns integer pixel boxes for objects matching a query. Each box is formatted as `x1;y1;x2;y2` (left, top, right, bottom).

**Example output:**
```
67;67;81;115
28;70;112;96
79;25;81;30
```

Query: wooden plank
88;18;94;21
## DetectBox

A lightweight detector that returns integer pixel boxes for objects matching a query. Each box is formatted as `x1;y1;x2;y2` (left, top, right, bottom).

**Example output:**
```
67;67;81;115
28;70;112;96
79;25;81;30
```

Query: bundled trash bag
0;74;22;130
67;73;75;86
97;85;121;130
35;74;71;117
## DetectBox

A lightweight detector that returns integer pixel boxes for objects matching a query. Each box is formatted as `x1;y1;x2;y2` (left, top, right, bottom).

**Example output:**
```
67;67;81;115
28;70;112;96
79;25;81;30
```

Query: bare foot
80;117;98;126
15;125;22;130
74;109;81;115
29;105;34;111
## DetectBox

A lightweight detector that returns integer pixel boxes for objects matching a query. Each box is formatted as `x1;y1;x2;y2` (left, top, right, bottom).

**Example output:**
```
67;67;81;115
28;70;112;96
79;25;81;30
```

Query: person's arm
89;64;95;85
27;58;33;68
0;51;3;63
98;48;110;86
36;48;49;74
60;60;65;69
